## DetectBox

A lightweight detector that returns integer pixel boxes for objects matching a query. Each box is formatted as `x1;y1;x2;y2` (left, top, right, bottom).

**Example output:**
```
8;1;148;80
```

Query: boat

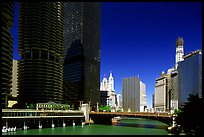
7;127;11;132
2;126;8;133
10;127;14;132
13;127;17;131
39;125;42;129
112;116;121;125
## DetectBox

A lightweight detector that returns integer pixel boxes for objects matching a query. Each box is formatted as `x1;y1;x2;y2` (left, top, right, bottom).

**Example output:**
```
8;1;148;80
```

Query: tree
29;103;35;109
175;94;203;135
173;108;181;115
99;105;111;112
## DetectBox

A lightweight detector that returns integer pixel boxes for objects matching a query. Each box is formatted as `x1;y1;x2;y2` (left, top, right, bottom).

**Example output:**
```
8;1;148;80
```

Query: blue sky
100;2;202;108
12;2;202;108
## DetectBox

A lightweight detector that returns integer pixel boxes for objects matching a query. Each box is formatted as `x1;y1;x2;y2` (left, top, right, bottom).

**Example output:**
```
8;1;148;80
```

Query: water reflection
2;117;169;135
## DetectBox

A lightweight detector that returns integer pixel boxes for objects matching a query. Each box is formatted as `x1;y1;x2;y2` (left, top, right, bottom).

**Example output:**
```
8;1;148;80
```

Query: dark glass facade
2;2;14;109
64;2;100;109
18;3;64;106
62;80;78;108
100;91;109;106
178;50;202;107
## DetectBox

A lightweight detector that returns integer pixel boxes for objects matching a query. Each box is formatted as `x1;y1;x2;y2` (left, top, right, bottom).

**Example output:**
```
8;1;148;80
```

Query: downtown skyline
12;2;202;108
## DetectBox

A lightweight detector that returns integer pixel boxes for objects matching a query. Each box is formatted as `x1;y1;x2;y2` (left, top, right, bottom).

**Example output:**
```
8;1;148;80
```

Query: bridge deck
90;111;172;118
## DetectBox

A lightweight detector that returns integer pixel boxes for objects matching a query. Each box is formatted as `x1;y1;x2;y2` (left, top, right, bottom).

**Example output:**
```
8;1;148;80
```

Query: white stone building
100;72;116;108
140;81;147;112
116;94;122;111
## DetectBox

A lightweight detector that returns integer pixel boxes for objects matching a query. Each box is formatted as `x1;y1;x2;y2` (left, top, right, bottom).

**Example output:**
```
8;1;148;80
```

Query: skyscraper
169;69;179;113
178;50;202;107
64;2;100;109
122;76;140;112
116;94;122;109
154;71;171;112
175;37;184;69
1;2;14;109
100;72;116;107
18;2;64;107
140;81;147;112
2;2;14;109
11;60;18;97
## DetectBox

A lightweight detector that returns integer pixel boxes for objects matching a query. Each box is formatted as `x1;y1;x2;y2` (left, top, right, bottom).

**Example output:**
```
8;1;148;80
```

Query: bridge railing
2;109;84;118
89;111;172;118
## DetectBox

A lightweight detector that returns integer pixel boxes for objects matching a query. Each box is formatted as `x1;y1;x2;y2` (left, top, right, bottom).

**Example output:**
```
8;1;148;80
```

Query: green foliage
99;105;111;112
71;104;74;110
64;104;70;110
175;94;203;135
29;103;35;109
173;108;181;115
56;104;61;110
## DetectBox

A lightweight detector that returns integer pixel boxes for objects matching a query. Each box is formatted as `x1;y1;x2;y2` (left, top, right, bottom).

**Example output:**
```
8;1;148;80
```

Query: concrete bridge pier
6;121;8;128
73;120;75;126
52;120;55;128
23;121;26;130
39;121;42;129
63;120;66;127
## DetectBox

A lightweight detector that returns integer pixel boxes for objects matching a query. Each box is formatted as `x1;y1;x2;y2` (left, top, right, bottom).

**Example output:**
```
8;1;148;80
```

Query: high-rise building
11;60;18;97
178;50;202;107
122;76;140;112
18;3;64;107
100;91;109;106
175;37;184;69
100;72;116;107
140;81;147;112
2;2;14;109
116;94;122;109
169;69;179;113
154;71;171;112
152;93;155;108
64;2;100;109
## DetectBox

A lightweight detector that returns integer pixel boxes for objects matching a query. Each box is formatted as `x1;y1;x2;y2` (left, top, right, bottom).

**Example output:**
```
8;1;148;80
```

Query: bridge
89;111;172;125
90;111;172;118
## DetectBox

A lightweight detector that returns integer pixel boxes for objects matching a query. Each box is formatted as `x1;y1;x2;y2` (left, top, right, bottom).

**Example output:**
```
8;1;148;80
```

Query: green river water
2;117;170;135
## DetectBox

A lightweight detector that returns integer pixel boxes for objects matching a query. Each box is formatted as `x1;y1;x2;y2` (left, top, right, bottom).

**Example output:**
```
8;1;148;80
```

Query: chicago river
2;117;169;135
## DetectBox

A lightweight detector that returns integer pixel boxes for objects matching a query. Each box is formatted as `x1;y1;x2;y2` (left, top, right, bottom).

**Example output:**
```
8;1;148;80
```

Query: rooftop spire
110;71;112;77
176;37;184;47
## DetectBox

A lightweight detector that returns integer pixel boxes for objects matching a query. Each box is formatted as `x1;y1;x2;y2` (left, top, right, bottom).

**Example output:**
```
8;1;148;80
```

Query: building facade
100;72;116;107
11;60;18;97
152;93;155;108
116;94;122;111
154;71;171;112
18;3;64;107
140;81;147;112
122;76;140;112
178;50;202;107
100;91;109;106
170;69;179;113
175;37;184;69
2;2;14;109
64;2;101;109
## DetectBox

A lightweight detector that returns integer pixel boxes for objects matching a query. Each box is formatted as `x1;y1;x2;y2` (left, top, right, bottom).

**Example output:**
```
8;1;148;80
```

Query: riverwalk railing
2;109;84;119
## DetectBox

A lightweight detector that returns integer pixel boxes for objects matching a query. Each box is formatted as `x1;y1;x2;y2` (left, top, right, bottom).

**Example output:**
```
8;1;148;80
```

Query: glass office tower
64;2;100;109
178;50;202;107
18;3;64;107
2;2;14;109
